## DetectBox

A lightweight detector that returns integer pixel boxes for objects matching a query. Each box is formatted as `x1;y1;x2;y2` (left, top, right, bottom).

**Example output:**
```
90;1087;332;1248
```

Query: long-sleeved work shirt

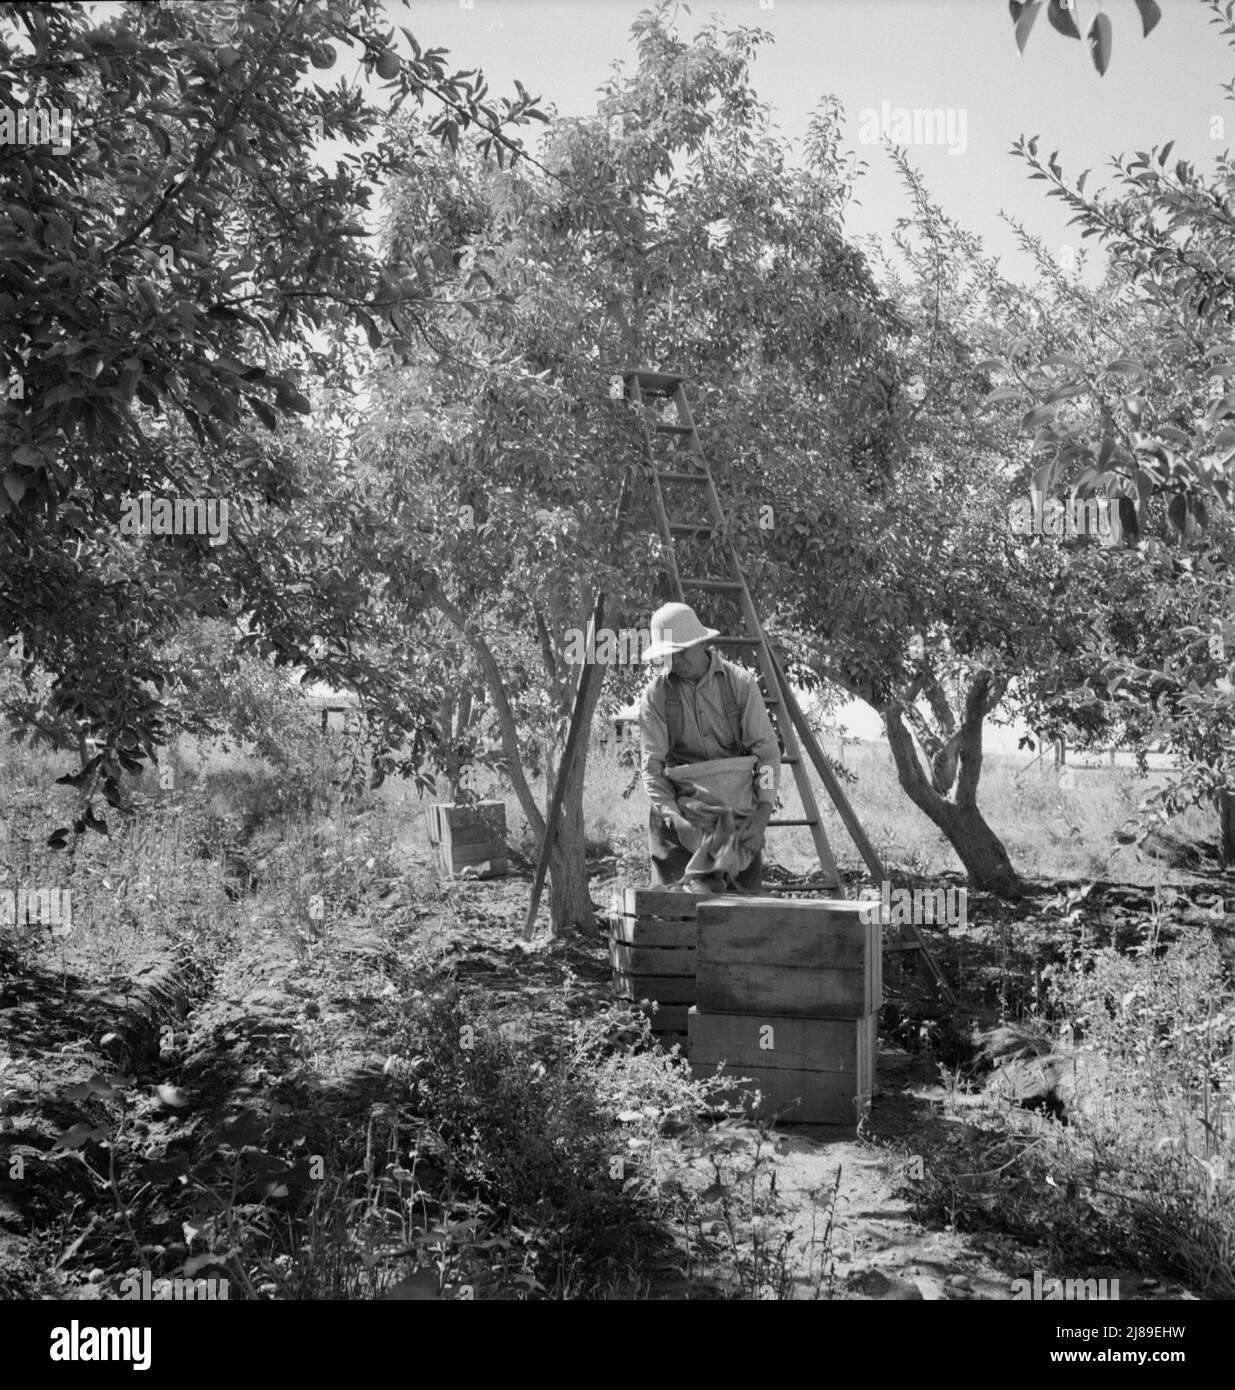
639;649;781;822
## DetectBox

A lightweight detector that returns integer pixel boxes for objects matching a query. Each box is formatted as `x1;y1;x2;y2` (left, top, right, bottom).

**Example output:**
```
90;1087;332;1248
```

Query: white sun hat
642;602;720;662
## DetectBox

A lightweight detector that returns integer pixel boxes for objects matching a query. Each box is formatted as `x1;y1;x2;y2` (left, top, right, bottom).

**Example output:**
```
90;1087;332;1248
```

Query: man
639;602;780;891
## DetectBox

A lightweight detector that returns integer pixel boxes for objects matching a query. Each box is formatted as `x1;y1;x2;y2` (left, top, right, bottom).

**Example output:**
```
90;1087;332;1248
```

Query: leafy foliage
1008;0;1162;75
0;0;542;838
351;1;902;925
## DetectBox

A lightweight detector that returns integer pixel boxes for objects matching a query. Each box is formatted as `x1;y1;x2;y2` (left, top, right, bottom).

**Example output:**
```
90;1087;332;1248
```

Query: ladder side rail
653;377;953;999
671;387;843;890
633;376;687;603
765;642;887;883
739;605;844;891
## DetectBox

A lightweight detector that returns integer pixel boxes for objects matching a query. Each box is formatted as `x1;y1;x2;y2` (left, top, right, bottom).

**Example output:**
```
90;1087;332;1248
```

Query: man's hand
670;813;704;852
676;799;714;828
739;802;773;855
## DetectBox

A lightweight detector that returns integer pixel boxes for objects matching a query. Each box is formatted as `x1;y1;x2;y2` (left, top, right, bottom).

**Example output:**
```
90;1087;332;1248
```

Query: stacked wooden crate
609;888;699;1047
610;888;765;1047
424;801;507;878
688;898;881;1125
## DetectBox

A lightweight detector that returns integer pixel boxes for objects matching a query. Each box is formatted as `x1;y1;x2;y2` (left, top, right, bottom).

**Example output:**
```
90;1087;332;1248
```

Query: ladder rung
712;636;762;646
780;756;800;764
659;471;709;484
655;424;694;436
682;578;743;592
768;818;819;827
668;523;715;538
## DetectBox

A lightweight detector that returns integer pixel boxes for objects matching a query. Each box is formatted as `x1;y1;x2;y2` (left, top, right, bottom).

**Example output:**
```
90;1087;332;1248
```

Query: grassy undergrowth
900;921;1235;1298
1;721;843;1299
3;698;1231;1299
505;737;1215;886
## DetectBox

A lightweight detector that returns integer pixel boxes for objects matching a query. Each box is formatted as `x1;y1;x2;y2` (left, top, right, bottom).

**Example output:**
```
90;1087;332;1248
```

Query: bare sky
378;0;1233;283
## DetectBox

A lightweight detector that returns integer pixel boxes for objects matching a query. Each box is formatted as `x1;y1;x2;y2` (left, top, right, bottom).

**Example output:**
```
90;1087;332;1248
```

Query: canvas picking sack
666;755;758;817
666;755;758;886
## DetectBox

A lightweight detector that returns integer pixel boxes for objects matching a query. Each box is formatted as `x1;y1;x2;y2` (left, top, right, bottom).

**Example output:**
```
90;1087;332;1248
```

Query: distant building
301;681;362;734
611;701;639;746
595;702;639;760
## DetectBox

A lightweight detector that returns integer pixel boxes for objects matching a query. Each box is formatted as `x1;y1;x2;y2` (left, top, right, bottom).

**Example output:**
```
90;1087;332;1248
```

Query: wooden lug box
425;801;507;878
688;1008;876;1125
694;897;882;1020
610;888;696;1036
609;887;746;1039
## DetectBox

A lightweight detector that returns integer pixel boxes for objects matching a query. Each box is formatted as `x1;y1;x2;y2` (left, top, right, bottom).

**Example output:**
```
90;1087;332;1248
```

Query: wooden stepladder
626;368;954;1004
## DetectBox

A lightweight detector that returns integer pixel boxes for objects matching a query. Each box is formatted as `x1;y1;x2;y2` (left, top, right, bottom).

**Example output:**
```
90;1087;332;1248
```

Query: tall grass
494;734;1211;885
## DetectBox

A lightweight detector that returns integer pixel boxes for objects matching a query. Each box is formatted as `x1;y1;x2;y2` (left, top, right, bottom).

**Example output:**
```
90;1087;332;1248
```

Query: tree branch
955;669;992;809
429;583;545;839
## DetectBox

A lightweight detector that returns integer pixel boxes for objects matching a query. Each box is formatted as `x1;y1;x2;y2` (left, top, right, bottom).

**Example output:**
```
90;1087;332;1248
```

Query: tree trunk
926;796;1022;897
535;613;607;935
881;670;1023;898
901;670;960;793
430;586;602;935
455;686;474;740
546;733;597;934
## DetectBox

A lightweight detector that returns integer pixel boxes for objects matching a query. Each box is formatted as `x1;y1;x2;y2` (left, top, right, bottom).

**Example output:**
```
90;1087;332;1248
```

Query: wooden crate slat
608;941;695;975
695;900;879;970
867;911;874;1011
448;840;506;863
875;909;882;1001
439;848;507;877
623;888;699;918
623;888;784;917
688;1066;870;1125
447;834;500;856
442;800;505;827
448;823;505;848
686;1011;868;1073
611;914;696;947
858;1012;876;1095
612;972;697;1004
698;927;868;971
696;961;873;1018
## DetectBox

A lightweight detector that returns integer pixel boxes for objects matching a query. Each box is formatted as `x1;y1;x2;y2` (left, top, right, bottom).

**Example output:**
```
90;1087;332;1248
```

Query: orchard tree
984;1;1235;852
357;3;902;932
0;0;542;838
753;140;1183;896
770;0;1235;894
